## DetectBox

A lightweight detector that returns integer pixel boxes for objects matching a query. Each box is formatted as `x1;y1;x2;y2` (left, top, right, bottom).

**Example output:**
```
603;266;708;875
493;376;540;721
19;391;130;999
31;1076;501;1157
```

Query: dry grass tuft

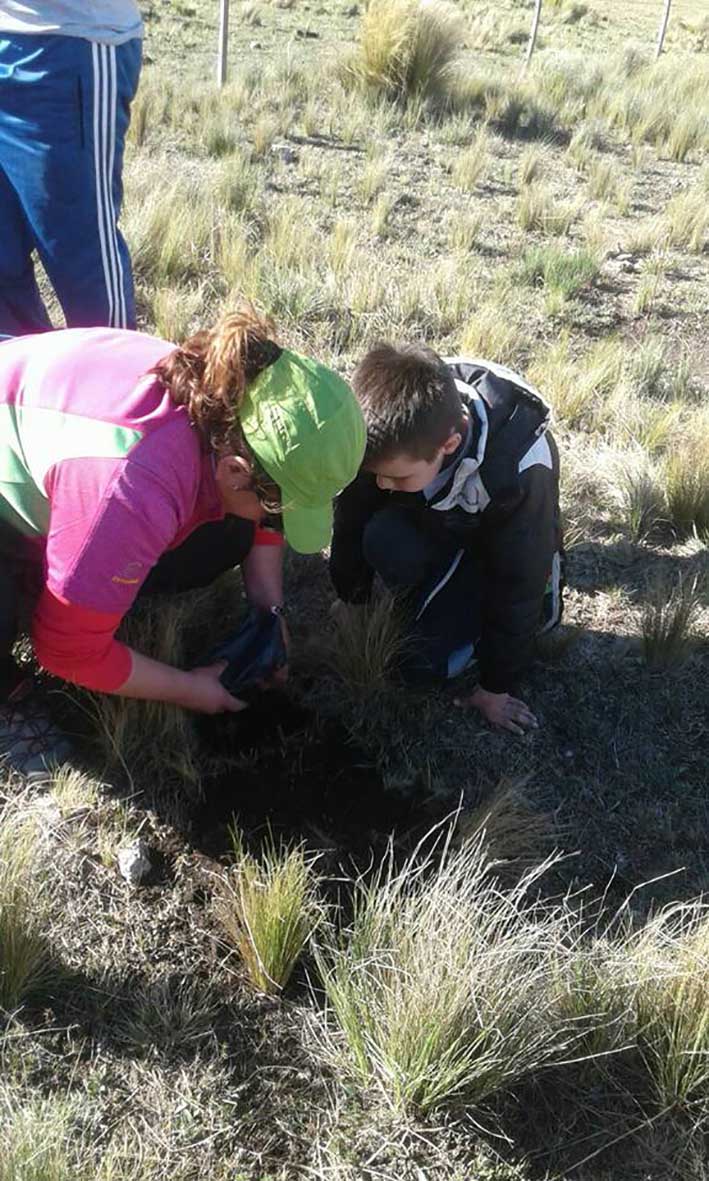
345;0;462;103
115;975;220;1056
528;334;624;430
664;436;709;540
663;189;709;254
631;907;709;1115
460;295;530;367
447;208;484;252
641;572;702;671
516;182;579;235
325;593;407;698
451;127;489;191
617;451;666;541
146;284;206;343
214;827;321;995
313;828;585;1114
0;1086;78;1181
0;801;54;1010
518;143;544;186
359;156;388;203
457;776;560;872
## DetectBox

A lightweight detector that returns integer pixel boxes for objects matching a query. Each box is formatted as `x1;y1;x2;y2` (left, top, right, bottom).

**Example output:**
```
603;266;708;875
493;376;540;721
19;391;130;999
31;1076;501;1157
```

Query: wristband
253;526;285;547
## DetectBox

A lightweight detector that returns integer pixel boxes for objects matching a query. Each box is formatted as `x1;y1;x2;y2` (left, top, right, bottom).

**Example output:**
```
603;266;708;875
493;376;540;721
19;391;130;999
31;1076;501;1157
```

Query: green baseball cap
240;348;366;553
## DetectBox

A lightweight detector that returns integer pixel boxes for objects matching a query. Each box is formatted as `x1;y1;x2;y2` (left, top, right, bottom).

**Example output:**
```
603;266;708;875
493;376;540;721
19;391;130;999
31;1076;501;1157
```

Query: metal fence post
217;0;230;86
524;0;543;71
655;0;672;59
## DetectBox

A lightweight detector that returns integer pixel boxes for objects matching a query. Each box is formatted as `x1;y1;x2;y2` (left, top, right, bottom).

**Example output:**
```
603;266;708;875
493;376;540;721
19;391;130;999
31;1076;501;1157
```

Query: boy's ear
441;430;462;456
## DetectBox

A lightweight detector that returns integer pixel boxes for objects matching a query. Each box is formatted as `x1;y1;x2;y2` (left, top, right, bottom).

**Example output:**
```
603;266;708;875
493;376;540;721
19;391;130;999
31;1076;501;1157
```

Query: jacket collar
425;388;487;505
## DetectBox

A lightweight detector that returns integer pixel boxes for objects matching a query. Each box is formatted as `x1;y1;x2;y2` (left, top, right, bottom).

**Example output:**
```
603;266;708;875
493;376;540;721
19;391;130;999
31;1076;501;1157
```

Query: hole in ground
192;690;443;863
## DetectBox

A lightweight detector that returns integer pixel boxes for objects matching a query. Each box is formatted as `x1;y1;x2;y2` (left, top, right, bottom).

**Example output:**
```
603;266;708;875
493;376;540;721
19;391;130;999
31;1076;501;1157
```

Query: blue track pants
0;33;141;335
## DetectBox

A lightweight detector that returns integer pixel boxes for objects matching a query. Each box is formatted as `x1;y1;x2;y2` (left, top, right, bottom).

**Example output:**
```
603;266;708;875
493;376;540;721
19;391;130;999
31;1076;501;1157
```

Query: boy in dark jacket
329;344;564;735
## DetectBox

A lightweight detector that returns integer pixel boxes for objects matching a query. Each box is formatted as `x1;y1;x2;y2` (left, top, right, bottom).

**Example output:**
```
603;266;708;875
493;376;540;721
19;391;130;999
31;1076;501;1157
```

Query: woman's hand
177;663;247;714
454;685;538;736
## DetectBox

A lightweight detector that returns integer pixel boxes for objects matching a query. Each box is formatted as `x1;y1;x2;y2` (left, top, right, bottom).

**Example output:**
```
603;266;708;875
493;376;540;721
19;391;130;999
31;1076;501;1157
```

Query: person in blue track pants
0;3;143;335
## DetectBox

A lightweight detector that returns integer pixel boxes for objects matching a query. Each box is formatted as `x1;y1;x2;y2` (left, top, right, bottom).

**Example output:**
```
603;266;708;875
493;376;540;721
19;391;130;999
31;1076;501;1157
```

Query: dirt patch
192;690;442;863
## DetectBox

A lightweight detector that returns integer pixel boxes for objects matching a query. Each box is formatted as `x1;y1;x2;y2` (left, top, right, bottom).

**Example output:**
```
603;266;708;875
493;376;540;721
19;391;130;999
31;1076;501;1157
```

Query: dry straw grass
115;975;220;1056
456;775;559;872
664;436;709;540
451;127;489;190
641;572;702;670
516;182;580;235
325;593;407;698
0;801;53;1010
345;0;462;102
617;451;666;541
0;1086;78;1181
460;296;530;367
630;906;709;1117
214;827;321;995
528;335;624;430
312;827;587;1115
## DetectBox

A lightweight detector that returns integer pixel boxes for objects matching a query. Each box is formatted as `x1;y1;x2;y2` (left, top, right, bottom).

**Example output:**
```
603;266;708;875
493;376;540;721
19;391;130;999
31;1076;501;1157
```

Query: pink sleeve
32;587;132;692
44;449;197;616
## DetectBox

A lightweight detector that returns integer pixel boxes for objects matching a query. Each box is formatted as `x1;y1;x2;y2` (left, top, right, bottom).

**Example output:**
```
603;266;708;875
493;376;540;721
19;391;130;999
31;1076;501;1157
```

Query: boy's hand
454;685;538;735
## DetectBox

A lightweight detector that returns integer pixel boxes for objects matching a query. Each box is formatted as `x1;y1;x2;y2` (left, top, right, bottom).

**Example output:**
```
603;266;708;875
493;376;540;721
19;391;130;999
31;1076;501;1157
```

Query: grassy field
3;0;709;1177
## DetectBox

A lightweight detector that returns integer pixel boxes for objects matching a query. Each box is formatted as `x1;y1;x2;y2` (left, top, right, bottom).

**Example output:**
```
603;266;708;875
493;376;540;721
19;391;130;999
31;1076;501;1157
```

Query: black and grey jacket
329;357;564;693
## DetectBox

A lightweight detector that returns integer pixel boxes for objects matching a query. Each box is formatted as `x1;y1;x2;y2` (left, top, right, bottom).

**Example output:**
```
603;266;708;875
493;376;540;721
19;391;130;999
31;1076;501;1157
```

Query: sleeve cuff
253;526;285;547
32;587;133;693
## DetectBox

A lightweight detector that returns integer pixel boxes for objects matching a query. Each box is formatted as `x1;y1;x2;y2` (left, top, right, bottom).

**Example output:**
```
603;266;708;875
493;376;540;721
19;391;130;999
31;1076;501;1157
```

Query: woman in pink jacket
0;305;365;774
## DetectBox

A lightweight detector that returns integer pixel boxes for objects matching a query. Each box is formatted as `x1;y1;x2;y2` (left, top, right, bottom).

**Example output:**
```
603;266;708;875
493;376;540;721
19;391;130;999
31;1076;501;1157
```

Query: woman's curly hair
153;301;282;511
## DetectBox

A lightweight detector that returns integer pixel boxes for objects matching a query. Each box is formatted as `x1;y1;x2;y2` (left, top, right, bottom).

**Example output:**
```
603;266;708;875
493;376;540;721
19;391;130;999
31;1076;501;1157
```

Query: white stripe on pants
91;44;126;329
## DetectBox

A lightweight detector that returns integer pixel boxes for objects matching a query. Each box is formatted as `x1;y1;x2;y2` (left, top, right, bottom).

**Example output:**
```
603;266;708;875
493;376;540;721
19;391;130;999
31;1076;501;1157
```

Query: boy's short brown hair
352;343;464;462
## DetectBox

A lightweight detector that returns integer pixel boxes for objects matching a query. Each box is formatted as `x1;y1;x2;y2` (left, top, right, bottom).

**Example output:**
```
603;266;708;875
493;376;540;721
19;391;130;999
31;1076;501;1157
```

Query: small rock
249;39;262;49
35;796;63;830
296;26;320;37
271;142;298;164
345;3;358;14
118;839;152;886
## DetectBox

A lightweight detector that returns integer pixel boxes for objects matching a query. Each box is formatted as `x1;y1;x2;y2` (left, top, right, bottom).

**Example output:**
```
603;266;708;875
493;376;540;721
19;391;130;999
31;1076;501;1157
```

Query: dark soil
192;689;444;863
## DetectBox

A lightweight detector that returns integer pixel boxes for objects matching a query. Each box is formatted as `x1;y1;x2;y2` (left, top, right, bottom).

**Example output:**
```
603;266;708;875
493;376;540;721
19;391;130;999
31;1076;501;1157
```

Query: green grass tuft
519;243;600;301
214;828;321;995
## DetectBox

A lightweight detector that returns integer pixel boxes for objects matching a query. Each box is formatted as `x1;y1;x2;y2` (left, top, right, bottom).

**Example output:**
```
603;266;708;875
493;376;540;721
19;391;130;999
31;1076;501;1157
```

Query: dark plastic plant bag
205;608;287;696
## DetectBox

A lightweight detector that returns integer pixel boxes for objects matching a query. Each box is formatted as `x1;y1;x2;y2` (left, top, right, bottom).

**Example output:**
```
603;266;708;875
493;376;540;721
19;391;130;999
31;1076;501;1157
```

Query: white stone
272;142;298;165
117;839;152;886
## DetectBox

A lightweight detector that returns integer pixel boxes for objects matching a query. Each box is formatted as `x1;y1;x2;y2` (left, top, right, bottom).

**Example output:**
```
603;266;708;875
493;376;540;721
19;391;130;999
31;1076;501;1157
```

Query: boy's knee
363;509;424;589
